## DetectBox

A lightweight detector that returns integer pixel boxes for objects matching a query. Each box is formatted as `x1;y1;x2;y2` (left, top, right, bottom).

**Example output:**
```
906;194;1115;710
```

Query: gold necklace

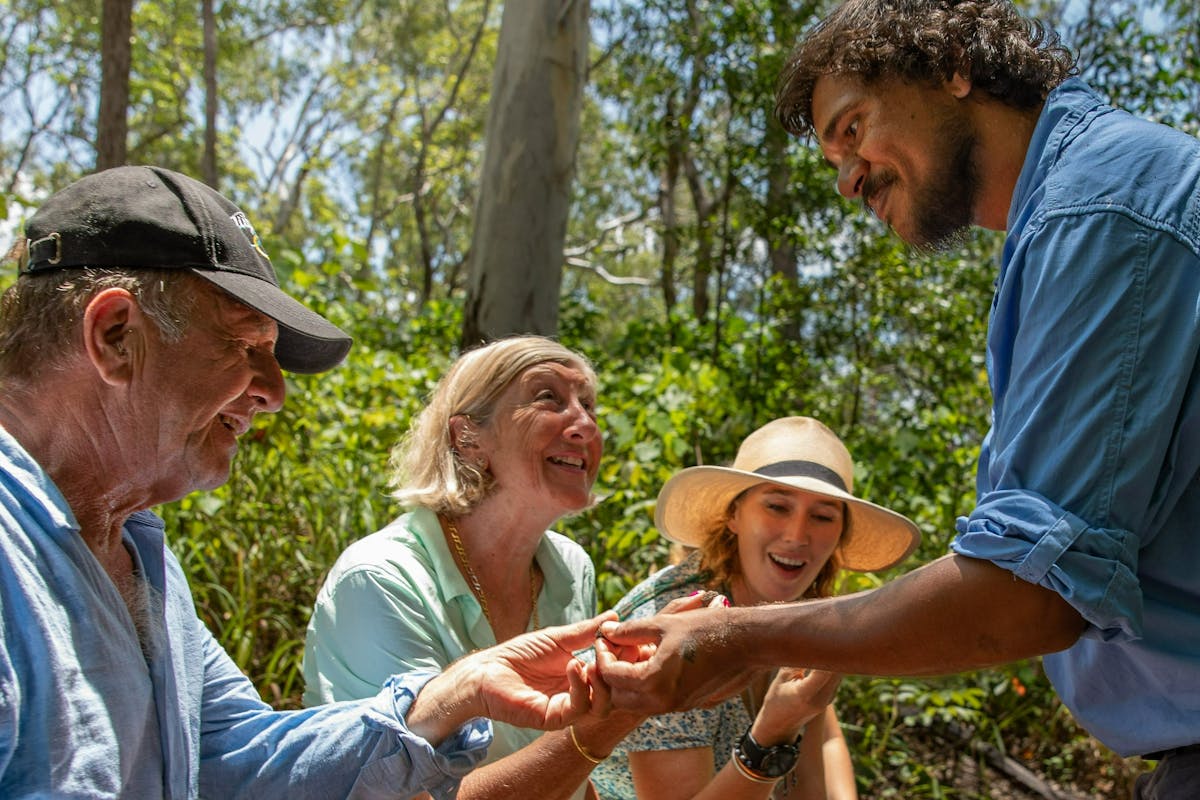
445;518;540;632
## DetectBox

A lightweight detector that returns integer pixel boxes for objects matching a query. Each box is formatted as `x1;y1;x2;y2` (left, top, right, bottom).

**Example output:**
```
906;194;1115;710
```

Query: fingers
597;616;663;649
582;655;613;718
594;634;653;684
543;613;610;654
807;670;843;705
655;590;729;615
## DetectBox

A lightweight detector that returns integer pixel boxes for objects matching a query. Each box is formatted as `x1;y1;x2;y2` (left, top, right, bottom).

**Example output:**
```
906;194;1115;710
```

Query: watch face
737;729;800;778
759;748;799;777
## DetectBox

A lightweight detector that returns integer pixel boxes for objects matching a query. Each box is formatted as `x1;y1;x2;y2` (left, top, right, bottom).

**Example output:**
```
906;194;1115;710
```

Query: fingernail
722;597;731;607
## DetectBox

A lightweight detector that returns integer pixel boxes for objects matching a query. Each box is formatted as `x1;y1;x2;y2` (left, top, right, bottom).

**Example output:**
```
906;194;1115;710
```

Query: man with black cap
0;165;607;799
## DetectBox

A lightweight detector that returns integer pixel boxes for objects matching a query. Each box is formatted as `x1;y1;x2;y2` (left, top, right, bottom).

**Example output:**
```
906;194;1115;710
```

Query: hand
468;615;610;730
594;590;724;667
752;668;842;744
595;596;754;715
408;615;608;743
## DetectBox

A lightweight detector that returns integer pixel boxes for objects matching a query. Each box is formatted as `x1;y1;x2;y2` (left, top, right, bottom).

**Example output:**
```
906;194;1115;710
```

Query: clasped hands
418;591;837;744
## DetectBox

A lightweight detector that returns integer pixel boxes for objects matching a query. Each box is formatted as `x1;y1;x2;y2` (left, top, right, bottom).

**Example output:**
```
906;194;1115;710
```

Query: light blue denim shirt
0;426;490;798
952;79;1200;756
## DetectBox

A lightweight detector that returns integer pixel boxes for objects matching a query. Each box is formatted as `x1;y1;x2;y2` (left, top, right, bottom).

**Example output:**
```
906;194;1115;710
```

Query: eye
846;119;858;140
812;507;841;523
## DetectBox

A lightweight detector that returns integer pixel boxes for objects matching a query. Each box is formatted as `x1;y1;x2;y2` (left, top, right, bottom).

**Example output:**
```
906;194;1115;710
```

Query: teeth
770;553;806;568
552;456;584;468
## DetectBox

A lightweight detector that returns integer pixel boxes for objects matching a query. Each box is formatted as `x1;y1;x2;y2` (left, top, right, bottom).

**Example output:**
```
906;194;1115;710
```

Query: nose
249;349;286;413
782;517;811;544
836;154;867;200
564;397;600;442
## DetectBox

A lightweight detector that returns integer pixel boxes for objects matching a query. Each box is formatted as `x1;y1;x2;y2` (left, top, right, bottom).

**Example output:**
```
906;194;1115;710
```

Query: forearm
453;711;644;800
631;748;782;800
817;707;856;800
746;554;1085;676
406;666;485;746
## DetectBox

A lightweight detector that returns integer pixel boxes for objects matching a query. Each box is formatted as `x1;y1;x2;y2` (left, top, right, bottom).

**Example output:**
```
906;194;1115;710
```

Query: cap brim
195;270;352;374
655;466;920;572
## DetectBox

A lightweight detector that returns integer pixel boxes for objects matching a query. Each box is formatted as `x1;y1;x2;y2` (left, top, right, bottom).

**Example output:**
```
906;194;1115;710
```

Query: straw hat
654;417;920;572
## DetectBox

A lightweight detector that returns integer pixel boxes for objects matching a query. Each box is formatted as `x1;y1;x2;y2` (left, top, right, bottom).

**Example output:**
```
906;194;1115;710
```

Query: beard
867;109;980;252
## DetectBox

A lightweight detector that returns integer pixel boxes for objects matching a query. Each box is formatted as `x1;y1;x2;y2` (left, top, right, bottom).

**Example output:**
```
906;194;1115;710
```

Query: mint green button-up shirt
303;506;597;765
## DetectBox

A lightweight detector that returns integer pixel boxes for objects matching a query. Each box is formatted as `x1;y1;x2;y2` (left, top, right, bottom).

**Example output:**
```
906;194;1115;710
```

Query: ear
82;288;145;386
448;414;477;453
450;414;492;472
946;72;972;99
725;499;744;537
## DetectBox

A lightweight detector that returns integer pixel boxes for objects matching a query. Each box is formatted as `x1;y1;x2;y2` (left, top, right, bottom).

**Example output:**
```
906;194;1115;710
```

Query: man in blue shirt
597;1;1200;796
0;165;606;799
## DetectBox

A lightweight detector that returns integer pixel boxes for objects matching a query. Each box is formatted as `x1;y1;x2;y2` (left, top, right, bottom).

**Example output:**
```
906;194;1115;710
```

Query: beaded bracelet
569;724;605;765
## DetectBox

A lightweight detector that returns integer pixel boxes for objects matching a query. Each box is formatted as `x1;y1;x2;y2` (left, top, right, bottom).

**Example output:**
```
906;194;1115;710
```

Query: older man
599;1;1200;796
0;165;603;799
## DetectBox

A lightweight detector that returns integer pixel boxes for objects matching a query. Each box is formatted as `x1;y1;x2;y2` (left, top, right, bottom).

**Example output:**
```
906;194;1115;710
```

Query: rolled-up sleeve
953;206;1200;643
954;489;1139;640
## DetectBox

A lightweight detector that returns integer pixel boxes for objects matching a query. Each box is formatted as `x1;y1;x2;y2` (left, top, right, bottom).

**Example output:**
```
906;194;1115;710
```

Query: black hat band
753;460;848;492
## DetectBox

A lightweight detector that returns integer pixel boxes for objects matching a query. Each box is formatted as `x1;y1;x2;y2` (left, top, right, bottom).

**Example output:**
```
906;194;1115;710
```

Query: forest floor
868;724;1147;800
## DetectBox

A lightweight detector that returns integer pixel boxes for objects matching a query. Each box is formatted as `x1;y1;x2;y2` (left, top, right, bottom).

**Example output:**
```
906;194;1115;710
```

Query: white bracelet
730;748;780;784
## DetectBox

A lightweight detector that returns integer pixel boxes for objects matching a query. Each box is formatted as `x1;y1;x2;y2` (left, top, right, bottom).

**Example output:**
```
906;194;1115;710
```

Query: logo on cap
230;211;270;261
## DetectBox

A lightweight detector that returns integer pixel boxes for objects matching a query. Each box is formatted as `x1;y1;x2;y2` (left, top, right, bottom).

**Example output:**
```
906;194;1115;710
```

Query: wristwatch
732;726;802;779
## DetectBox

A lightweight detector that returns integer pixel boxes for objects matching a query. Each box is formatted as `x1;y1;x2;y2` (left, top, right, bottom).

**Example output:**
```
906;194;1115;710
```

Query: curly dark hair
775;0;1077;137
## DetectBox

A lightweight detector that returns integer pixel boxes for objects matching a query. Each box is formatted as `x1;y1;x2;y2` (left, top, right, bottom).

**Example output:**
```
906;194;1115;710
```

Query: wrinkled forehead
519;358;597;391
196;280;279;341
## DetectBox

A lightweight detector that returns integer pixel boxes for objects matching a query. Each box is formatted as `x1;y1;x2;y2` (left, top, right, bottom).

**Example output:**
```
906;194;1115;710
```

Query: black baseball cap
22;165;352;374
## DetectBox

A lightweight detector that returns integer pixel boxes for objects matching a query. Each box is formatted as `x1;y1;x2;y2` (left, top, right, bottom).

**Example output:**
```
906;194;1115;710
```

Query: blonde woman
304;336;642;800
590;417;920;800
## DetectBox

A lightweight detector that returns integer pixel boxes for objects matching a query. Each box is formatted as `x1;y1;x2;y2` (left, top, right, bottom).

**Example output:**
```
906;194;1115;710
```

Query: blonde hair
389;335;597;515
688;490;845;600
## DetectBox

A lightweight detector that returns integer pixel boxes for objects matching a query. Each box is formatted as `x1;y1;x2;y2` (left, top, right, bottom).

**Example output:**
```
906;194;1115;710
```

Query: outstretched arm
598;554;1085;714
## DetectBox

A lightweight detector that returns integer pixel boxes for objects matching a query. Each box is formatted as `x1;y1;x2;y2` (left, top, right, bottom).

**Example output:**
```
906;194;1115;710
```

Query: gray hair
0;267;200;382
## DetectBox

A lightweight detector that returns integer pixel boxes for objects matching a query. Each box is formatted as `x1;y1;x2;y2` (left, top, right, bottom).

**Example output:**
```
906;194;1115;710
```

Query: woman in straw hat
589;416;920;800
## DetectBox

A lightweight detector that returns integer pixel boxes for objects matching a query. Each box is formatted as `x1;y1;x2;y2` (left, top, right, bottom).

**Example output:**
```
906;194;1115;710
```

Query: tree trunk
764;117;797;283
96;0;133;170
461;0;590;347
201;0;218;186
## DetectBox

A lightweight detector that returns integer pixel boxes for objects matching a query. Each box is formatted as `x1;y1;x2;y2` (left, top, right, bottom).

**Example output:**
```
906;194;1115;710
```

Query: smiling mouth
769;553;808;572
549;455;586;470
219;414;249;436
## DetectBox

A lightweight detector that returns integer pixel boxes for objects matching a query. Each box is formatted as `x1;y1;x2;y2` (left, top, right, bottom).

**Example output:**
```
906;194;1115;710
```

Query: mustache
861;171;897;211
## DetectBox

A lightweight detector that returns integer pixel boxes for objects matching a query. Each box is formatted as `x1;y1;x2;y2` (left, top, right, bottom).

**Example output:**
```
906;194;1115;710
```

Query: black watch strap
733;726;802;779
